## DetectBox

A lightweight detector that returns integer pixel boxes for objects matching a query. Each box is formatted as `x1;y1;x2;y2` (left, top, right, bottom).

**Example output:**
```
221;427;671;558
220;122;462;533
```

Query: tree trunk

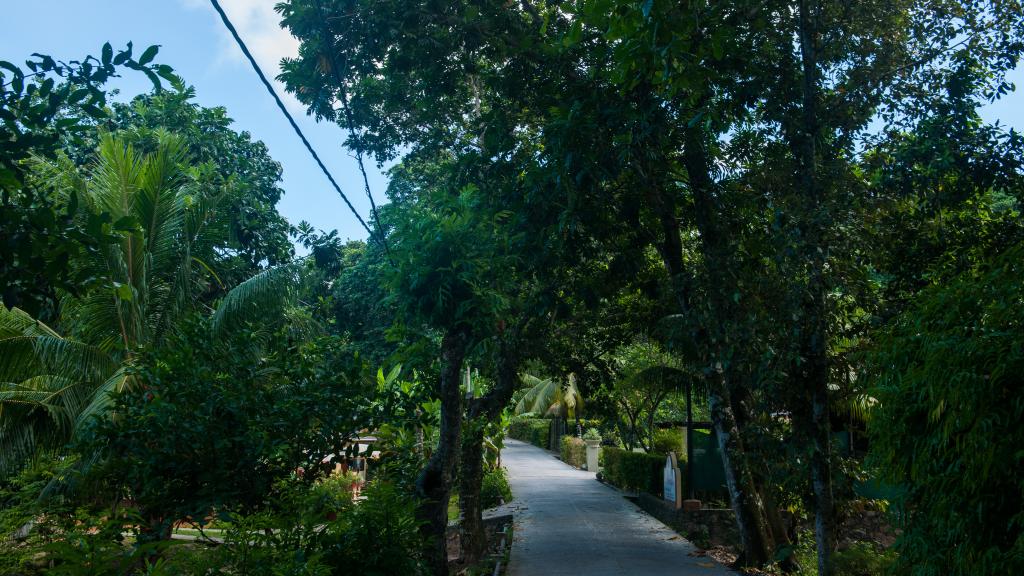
459;422;487;564
681;122;779;568
458;332;520;566
708;374;777;567
795;0;836;571
732;380;799;572
416;325;472;576
809;379;835;576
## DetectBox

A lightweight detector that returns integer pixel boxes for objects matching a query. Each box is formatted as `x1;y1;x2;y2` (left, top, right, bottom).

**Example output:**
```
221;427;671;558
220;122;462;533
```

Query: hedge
560;436;587;468
508;417;549;449
602;447;671;495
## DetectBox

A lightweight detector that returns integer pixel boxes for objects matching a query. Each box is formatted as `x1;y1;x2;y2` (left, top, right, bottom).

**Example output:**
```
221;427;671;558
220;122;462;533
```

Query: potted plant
583;428;602;471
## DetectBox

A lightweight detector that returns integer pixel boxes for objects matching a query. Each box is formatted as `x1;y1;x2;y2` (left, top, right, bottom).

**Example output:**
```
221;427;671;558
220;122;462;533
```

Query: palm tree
0;133;278;474
513;372;584;420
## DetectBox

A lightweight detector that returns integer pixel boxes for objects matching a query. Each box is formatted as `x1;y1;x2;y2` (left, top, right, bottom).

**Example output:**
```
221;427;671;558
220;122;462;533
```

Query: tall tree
81;89;295;282
0;133;289;474
1;44;176;317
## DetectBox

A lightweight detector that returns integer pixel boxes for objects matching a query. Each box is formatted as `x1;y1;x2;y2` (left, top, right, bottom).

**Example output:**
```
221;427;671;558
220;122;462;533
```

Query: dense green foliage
3;0;1024;571
601;448;668;495
0;133;237;473
0;44;177;317
209;480;425;576
0;459;75;574
274;0;1024;569
604;340;690;451
869;244;1024;575
91;89;296;280
652;429;684;457
479;468;512;510
0;45;422;575
75;316;373;539
508;418;551;450
33;479;425;576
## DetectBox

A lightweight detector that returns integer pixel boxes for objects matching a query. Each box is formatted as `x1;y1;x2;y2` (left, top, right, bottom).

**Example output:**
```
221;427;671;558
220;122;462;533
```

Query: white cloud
183;0;305;113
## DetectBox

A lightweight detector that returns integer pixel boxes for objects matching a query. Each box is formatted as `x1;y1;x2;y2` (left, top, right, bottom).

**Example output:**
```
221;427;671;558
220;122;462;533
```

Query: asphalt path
502;439;732;576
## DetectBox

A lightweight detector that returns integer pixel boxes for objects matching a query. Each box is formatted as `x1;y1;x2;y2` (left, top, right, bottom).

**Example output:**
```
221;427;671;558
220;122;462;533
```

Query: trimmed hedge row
602;447;670;495
508;417;550;449
560;436;587;468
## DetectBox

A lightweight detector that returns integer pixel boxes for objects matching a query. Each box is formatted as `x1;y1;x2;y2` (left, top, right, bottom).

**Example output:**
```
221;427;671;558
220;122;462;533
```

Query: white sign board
663;453;680;507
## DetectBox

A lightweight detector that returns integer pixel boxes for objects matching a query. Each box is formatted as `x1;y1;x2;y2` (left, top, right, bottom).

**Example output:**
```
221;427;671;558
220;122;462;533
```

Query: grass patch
448;494;460;523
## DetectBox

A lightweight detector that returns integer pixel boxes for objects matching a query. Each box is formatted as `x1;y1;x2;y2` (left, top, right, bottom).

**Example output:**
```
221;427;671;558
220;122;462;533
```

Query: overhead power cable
208;0;374;240
313;0;391;256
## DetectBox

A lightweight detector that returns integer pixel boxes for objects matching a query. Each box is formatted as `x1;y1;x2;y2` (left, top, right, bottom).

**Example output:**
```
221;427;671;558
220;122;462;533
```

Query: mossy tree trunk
458;334;520;565
416;325;472;576
458;422;487;563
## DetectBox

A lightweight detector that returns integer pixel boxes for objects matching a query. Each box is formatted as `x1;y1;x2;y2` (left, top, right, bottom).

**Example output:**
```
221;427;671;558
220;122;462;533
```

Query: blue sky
1;0;388;247
2;1;1022;249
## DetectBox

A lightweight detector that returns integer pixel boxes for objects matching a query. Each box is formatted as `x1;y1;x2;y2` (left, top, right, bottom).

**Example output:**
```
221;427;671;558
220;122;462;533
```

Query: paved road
503;439;732;576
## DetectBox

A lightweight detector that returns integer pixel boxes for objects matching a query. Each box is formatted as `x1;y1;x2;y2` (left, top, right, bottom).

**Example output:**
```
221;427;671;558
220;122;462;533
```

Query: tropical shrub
652;428;684;456
832;542;897;576
75;317;372;539
213;480;424;576
608;340;689;451
0;132;262;474
310;471;362;516
599;427;622;447
363;367;438;492
0;458;73;574
601;447;667;495
479;468;512;509
564;418;603;437
869;243;1024;575
508;417;549;449
336;482;426;574
561;436;587;468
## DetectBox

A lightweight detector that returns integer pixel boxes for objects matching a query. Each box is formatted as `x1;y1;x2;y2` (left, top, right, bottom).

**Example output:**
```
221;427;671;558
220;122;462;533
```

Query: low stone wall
636;493;739;550
637;492;898;553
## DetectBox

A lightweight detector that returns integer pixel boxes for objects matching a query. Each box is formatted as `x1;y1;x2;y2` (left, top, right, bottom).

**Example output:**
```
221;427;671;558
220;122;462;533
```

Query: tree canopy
2;4;1024;575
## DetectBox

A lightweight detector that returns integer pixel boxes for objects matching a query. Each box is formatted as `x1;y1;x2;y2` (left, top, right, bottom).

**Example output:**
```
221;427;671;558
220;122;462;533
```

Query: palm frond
211;263;301;335
0;307;115;385
73;367;131;436
833;393;877;422
561;373;583;419
514;374;556;415
0;307;61;339
0;134;238;479
0;375;92;475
